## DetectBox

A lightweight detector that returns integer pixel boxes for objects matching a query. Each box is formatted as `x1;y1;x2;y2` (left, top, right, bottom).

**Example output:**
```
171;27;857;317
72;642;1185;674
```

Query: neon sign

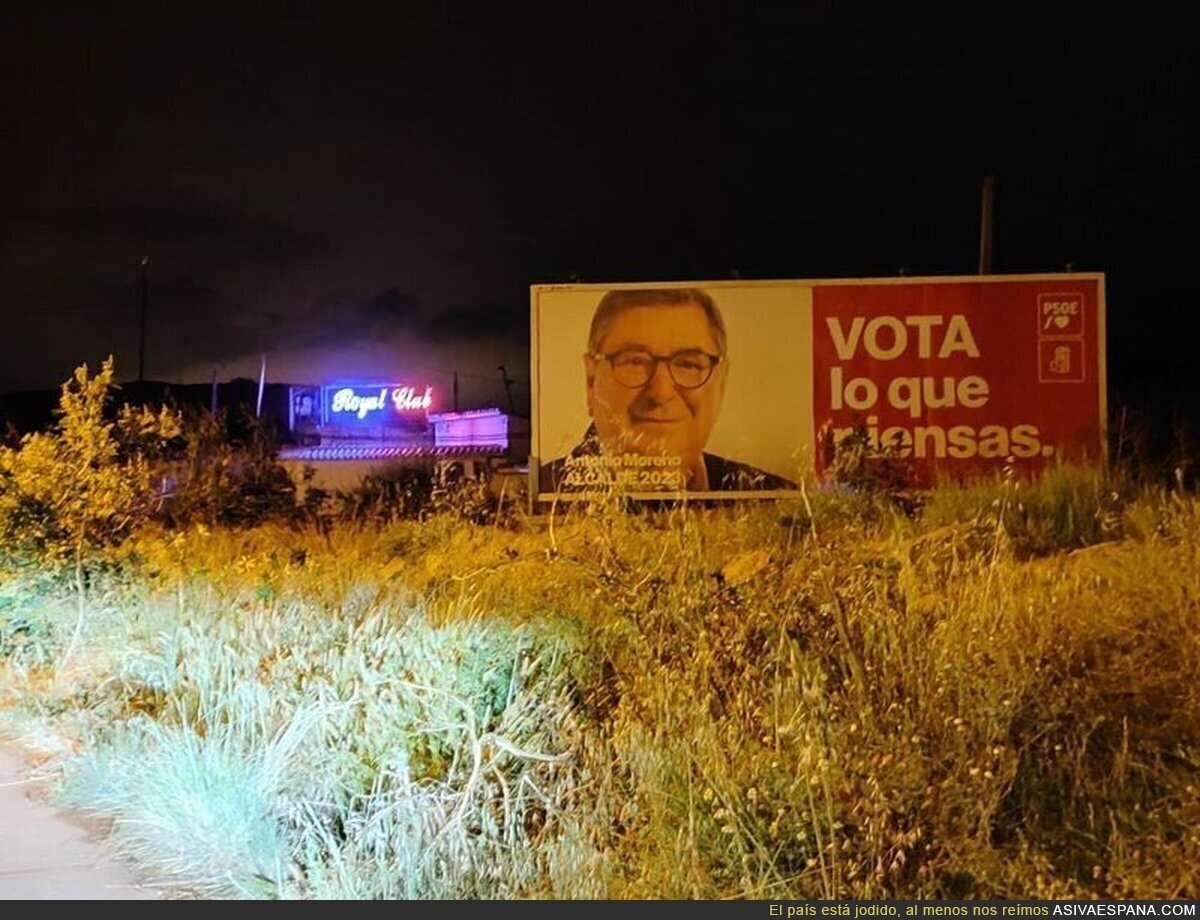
390;386;432;411
324;384;434;423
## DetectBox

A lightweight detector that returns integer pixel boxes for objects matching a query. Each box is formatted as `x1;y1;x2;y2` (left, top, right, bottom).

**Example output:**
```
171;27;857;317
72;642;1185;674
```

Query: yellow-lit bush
0;357;179;574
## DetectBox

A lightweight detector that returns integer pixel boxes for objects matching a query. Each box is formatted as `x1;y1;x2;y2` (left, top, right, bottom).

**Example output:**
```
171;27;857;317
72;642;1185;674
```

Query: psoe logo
1038;293;1084;336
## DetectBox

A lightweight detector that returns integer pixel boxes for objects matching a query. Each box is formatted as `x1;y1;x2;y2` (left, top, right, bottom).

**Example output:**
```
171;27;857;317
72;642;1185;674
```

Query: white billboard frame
530;272;1107;506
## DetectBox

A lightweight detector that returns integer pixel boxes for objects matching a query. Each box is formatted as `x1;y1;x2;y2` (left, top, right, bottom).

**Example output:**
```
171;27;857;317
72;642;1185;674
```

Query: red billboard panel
812;278;1104;483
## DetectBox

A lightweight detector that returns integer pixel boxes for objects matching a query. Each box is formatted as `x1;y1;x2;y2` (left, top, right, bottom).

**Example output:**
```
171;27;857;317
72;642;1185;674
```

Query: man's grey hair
587;288;727;356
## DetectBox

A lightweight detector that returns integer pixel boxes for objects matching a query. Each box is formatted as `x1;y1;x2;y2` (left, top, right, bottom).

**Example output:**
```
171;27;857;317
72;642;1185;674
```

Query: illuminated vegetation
0;366;1197;898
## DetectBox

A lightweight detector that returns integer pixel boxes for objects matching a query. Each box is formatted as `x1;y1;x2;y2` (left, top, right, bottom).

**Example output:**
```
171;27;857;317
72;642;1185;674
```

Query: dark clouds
0;197;524;391
8;205;332;269
0;3;1194;414
266;288;523;351
428;303;524;343
364;288;420;323
1;268;250;386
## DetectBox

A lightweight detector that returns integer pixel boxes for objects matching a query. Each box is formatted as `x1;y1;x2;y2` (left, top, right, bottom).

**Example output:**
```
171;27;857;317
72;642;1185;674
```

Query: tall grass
0;468;1197;898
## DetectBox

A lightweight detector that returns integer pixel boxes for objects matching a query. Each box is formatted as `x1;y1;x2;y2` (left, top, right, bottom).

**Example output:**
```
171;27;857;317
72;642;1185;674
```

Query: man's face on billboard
586;301;727;467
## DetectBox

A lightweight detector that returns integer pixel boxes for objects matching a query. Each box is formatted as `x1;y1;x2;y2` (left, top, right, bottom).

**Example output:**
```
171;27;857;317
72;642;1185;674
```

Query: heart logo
1054;315;1070;329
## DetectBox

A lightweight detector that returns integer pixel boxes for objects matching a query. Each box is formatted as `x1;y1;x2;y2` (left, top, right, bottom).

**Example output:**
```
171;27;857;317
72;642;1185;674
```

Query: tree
0;357;180;658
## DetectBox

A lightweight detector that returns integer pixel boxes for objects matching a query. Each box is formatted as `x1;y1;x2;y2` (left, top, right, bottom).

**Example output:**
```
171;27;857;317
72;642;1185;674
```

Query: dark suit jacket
541;425;796;493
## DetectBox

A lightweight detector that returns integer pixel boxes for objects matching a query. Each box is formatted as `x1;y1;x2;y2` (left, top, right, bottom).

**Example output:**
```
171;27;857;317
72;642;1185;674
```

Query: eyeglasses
593;348;722;389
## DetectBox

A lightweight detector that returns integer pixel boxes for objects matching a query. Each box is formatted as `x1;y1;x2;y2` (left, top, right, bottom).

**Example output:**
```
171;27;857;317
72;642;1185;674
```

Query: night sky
1;3;1193;422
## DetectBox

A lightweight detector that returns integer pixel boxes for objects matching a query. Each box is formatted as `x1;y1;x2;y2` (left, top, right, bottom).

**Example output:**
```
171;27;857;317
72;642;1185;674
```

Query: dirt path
0;744;162;900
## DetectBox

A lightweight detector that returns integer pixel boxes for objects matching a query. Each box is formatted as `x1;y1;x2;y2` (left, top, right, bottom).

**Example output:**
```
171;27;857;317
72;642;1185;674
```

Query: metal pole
256;355;266;418
498;365;515;415
138;253;149;385
978;174;996;275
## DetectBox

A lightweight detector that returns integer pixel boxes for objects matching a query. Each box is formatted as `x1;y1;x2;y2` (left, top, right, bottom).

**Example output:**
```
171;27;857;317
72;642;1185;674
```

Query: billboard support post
979;174;996;274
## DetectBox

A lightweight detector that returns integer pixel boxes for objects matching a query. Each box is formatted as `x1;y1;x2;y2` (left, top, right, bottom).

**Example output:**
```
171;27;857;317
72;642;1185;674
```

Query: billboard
531;275;1105;501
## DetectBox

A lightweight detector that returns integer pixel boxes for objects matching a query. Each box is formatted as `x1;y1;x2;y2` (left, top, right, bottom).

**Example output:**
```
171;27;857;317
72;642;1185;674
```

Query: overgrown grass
1;468;1197;898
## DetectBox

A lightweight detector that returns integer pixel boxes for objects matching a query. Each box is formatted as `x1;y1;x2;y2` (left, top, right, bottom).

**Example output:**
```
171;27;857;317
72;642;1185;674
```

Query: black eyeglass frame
591;348;723;390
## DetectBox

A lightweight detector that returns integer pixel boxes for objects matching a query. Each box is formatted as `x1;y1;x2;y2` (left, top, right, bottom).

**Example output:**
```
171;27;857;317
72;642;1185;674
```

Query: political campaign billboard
531;274;1105;501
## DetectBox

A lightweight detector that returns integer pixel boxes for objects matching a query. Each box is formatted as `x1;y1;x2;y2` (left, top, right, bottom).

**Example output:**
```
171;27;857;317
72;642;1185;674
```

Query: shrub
821;419;921;514
330;465;433;526
157;408;297;529
922;463;1127;558
0;357;179;573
